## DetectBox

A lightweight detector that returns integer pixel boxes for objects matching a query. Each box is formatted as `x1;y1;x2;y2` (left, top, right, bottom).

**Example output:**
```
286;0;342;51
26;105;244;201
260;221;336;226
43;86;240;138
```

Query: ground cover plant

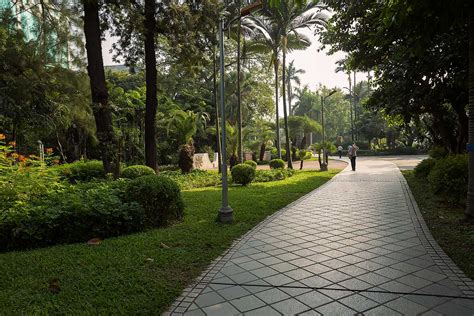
0;169;339;314
403;170;473;278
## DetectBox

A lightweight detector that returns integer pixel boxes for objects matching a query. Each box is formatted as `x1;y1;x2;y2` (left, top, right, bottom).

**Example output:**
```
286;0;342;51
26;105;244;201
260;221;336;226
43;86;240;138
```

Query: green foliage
269;159;285;169
160;170;222;190
121;165;156;179
123;175;184;227
61;160;105;182
0;181;145;251
254;169;295;182
271;148;286;160
244;160;257;169
429;146;448;160
428;155;468;203
231;164;256;186
414;158;436;179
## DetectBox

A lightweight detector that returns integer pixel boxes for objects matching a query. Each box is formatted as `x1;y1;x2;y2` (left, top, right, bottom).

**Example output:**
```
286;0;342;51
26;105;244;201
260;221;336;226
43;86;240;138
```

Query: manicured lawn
403;171;474;278
0;169;339;314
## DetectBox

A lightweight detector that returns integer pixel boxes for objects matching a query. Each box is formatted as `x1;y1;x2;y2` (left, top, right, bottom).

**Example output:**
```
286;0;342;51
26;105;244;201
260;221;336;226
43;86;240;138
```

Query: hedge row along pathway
167;159;474;315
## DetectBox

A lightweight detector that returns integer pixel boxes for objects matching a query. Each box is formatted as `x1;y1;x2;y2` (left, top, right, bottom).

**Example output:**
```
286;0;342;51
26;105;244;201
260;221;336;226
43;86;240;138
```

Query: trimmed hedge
231;164;256;186
244;160;257;169
123;175;184;226
60;160;105;182
254;169;295;182
0;181;144;251
121;165;156;179
269;159;285;169
428;154;467;203
428;146;448;160
414;158;436;179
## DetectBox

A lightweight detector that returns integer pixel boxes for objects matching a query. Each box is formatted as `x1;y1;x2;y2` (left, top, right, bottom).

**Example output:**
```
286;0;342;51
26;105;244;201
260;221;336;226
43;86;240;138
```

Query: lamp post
319;89;337;171
217;0;263;223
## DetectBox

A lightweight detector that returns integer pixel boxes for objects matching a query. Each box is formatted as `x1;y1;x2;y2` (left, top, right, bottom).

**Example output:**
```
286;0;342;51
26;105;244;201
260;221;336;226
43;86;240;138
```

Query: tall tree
286;60;305;116
144;0;158;172
266;0;327;168
83;0;119;176
467;6;474;221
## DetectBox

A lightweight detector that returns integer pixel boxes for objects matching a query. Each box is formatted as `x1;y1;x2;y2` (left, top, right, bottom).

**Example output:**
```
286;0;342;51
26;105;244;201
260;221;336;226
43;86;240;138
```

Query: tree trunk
282;41;292;169
273;54;281;159
83;0;119;176
144;0;158;172
237;1;243;163
259;142;265;161
466;9;474;221
288;76;292;116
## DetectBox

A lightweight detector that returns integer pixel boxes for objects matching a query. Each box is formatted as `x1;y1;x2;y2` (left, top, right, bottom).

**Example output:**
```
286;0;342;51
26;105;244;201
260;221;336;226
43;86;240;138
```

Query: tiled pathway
167;159;474;315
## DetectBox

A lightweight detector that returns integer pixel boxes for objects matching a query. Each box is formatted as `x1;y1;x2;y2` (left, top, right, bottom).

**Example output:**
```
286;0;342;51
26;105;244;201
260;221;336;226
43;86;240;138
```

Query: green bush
254;169;295;182
269;159;285;169
231;164;256;186
244;160;257;169
121;165;156;179
61;160;105;182
428;155;467;203
161;170;221;190
123;175;184;226
0;181;145;251
270;148;286;160
429;146;448;159
414;158;436;179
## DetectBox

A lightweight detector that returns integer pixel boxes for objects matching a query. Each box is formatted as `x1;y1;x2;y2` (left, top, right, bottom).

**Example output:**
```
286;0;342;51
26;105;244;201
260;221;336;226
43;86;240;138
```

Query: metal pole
218;17;233;223
321;96;325;145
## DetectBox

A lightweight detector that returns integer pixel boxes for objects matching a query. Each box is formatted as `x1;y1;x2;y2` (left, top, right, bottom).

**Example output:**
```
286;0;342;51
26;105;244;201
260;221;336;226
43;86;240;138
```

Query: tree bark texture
282;42;293;169
274;54;281;159
83;0;119;176
144;0;158;172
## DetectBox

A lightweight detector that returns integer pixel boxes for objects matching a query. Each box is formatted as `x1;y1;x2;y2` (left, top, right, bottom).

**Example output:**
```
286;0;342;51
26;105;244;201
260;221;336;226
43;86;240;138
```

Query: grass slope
0;170;339;314
403;171;473;279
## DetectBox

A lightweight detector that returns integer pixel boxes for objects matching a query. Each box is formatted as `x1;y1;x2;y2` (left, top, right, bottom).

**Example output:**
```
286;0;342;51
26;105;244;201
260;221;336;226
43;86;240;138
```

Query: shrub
269;159;285;169
414;158;436;179
121;165;156;179
231;164;256;186
270;148;286;160
254;169;295;182
244;160;257;169
123;175;184;226
0;181;145;251
429;146;448;159
161;169;221;190
428;155;468;203
61;160;105;182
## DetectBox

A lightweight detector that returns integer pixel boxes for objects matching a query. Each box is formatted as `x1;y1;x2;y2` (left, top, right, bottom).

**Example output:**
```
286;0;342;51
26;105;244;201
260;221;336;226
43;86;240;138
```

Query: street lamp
319;89;337;171
217;0;263;223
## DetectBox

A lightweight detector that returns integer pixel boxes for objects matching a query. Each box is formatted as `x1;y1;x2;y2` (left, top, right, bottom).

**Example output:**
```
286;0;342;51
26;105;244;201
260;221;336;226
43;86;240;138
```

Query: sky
102;29;366;90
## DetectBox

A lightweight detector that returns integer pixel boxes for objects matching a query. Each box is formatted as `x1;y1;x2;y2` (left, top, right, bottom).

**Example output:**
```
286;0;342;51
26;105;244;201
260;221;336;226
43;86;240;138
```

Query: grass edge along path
403;170;473;279
0;169;340;314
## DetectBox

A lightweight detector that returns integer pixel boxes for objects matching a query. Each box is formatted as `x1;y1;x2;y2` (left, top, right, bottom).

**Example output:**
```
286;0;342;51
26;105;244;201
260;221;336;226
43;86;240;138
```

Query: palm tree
286;60;305;116
245;16;311;161
247;119;275;161
167;109;209;173
265;0;327;169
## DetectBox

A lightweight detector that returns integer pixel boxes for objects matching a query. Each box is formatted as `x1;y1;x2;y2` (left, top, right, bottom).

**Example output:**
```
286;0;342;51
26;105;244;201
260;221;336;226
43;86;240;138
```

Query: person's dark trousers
351;156;356;171
338;151;342;159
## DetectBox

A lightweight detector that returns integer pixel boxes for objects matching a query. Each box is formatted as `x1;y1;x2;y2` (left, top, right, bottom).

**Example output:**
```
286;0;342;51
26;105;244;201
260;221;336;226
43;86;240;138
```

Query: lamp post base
320;162;328;171
218;205;233;223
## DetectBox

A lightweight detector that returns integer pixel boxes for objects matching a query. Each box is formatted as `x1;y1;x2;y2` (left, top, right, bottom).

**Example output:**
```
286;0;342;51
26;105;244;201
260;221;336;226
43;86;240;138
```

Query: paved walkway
167;159;474;315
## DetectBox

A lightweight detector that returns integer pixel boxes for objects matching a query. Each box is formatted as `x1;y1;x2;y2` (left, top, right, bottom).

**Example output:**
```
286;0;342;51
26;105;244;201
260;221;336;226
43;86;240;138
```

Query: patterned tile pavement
166;159;474;315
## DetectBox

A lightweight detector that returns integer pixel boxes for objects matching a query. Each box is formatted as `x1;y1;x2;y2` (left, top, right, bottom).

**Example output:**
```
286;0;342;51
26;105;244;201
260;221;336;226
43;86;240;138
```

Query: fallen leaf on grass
87;238;102;245
145;258;154;263
160;242;170;249
48;279;60;294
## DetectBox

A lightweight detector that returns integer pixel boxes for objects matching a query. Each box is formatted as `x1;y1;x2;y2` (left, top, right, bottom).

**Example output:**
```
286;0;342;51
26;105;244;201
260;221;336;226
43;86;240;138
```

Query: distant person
348;143;359;171
337;145;343;159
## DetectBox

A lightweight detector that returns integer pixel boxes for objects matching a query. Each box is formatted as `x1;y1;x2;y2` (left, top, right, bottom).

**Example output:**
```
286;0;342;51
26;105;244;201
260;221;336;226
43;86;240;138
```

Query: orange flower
8;141;16;147
18;155;26;162
46;148;53;154
0;134;5;140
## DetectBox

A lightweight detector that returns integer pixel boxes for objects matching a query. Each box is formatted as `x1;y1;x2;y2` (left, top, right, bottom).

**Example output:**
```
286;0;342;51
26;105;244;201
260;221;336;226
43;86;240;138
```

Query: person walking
337;145;343;159
348;143;359;171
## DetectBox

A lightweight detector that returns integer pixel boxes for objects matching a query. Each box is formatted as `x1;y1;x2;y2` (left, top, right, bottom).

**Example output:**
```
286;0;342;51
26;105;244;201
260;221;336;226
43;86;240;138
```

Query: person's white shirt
337;146;343;151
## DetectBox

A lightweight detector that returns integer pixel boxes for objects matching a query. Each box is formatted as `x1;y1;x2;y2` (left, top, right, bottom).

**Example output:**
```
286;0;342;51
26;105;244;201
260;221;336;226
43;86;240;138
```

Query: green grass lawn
0;169;339;314
403;171;474;279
